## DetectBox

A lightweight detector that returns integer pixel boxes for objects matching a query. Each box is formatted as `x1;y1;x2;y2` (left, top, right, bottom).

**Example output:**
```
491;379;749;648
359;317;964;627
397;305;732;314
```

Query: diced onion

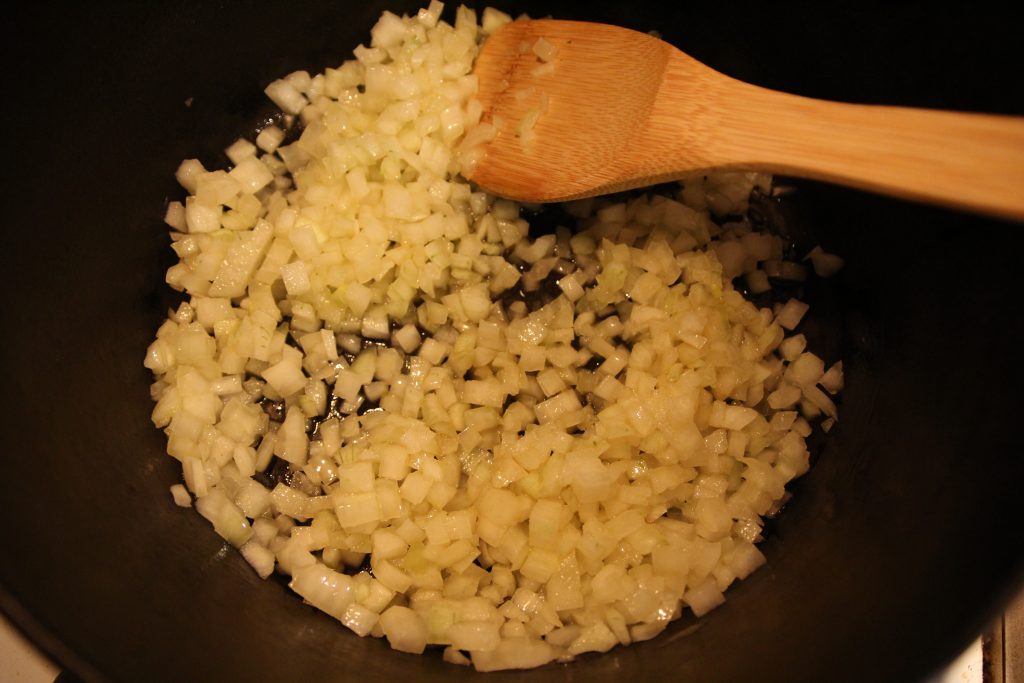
146;3;842;673
379;606;429;654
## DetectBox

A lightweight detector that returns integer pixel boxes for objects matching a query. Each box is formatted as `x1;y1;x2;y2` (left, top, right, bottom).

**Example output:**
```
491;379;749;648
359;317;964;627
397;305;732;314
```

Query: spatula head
468;20;680;202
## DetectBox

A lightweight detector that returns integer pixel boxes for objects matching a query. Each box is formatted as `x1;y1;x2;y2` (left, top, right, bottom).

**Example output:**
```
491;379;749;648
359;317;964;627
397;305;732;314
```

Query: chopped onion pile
146;3;843;672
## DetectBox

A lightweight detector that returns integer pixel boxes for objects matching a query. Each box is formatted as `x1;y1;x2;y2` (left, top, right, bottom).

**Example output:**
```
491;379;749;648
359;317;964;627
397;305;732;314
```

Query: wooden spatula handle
708;81;1024;220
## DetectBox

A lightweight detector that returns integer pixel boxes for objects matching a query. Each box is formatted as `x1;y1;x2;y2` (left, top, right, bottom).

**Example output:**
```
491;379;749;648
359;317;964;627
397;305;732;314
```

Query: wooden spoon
466;19;1024;221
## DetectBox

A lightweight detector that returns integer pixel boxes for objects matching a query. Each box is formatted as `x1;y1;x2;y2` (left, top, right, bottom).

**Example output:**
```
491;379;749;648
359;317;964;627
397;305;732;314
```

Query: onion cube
333;491;380;528
378;606;428;654
448;620;501;652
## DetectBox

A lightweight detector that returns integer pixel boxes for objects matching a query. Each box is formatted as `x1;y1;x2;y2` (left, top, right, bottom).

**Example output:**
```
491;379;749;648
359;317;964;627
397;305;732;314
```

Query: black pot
2;3;1021;682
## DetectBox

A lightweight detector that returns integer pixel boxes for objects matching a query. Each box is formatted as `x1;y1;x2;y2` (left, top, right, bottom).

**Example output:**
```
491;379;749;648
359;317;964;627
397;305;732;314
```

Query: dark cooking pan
1;3;1022;682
